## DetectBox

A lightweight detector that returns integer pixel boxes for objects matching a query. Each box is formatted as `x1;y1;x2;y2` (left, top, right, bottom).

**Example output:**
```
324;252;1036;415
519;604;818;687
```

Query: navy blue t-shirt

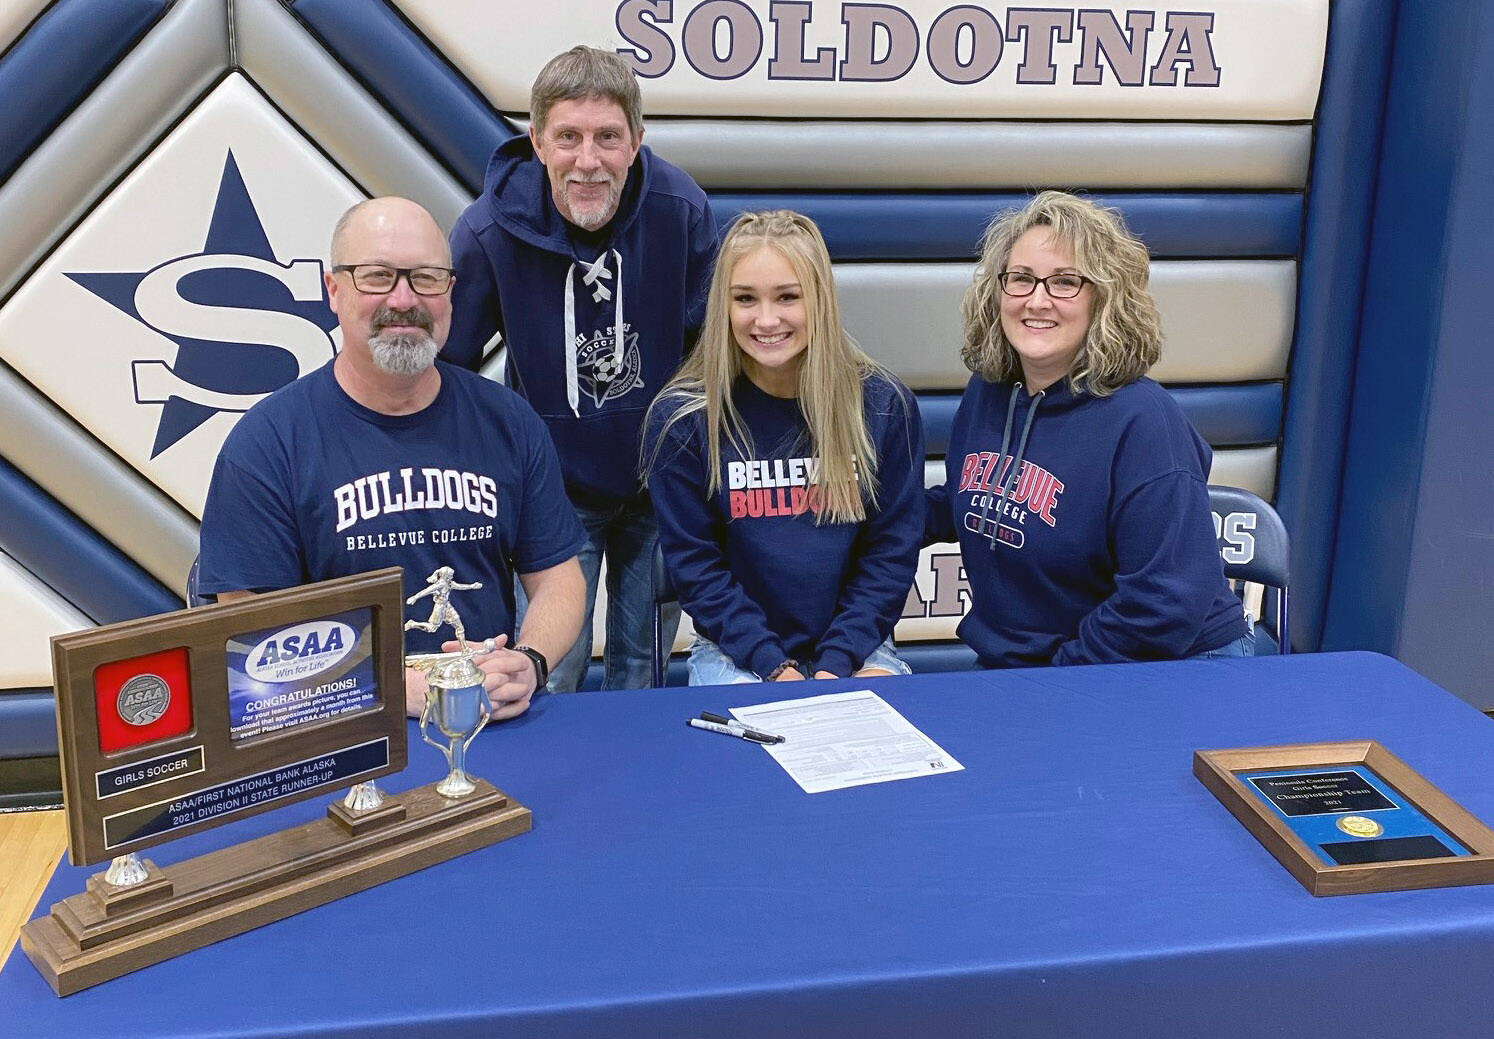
199;360;585;652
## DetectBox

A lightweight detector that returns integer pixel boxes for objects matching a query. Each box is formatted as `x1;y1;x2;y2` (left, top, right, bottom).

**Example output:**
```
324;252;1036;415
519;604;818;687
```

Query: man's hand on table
403;634;538;721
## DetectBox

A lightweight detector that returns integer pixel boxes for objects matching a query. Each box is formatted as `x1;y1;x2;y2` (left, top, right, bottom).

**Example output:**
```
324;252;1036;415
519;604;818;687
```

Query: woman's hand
771;666;806;681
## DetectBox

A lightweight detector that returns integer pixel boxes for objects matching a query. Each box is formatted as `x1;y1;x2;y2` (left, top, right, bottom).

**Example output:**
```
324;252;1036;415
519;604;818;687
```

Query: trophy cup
23;568;531;996
403;566;490;798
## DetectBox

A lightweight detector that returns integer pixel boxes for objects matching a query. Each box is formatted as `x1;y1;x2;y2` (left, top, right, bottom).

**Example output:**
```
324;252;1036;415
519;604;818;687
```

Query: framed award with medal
48;570;408;867
23;567;530;996
1195;741;1494;895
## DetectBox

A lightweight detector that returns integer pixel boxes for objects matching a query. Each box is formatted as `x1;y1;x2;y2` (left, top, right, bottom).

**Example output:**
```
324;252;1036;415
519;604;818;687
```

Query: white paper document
731;689;963;794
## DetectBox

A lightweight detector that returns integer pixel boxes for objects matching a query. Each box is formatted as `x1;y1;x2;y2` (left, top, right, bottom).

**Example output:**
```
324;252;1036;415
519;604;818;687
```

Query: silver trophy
403;566;490;798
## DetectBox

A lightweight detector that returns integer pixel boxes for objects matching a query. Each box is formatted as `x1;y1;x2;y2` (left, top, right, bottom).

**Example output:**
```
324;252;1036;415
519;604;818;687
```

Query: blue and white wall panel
0;0;1340;717
0;1;52;55
0;0;469;734
379;0;1323;653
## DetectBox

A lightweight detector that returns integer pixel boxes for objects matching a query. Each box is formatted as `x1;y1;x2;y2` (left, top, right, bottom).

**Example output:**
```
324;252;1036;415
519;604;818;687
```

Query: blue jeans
1190;616;1257;660
517;495;679;692
687;635;912;686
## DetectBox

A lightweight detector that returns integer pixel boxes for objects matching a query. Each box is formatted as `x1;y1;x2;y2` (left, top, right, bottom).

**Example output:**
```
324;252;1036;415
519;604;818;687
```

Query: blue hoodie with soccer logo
445;133;719;507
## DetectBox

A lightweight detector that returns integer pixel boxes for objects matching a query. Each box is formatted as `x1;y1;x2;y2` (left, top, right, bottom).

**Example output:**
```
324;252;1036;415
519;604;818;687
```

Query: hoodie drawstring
977;384;1045;552
563;249;625;418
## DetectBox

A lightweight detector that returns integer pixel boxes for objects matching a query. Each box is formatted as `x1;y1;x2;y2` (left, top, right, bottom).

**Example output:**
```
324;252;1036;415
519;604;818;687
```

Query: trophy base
21;778;530;996
436;771;478;799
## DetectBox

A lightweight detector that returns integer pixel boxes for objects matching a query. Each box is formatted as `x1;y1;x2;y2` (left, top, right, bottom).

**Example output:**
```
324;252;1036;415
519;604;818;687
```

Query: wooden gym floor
0;809;66;971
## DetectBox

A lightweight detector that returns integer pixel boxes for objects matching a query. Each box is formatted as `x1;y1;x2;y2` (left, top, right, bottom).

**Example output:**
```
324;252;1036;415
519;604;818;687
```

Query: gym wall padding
7;1;1483;710
1322;0;1494;704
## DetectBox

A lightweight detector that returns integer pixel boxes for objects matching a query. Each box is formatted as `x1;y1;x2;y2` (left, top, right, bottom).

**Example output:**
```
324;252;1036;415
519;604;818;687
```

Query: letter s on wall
618;0;677;78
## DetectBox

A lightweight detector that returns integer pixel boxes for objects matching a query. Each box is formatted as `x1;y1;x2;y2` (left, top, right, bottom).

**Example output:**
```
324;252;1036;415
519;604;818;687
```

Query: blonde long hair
647;210;890;523
961;190;1162;396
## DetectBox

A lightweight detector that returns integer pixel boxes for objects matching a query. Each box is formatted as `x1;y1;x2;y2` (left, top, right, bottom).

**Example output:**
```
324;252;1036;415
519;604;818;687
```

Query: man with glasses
199;197;586;721
444;46;718;692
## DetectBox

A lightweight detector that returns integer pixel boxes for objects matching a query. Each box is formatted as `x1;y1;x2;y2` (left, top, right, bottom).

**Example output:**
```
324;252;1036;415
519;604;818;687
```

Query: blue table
5;652;1494;1037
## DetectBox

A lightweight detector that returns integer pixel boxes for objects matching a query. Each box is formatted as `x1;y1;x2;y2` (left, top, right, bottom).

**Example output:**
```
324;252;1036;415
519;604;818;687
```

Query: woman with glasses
926;191;1251;667
645;210;924;684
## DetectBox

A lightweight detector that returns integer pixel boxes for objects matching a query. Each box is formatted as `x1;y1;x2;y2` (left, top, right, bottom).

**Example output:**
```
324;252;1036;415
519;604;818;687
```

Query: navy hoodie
926;375;1246;667
446;134;718;506
648;373;924;678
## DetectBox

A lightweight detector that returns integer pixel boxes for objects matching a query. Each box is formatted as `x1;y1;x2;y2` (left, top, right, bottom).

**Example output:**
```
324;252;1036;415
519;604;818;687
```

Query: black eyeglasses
997;271;1092;299
331;264;455;296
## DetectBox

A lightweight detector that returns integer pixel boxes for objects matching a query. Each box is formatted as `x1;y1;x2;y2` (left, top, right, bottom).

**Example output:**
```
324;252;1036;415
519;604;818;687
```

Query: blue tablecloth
5;652;1494;1037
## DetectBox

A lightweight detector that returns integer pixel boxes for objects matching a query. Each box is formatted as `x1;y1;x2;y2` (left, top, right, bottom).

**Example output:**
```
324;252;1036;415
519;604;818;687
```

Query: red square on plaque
93;647;193;754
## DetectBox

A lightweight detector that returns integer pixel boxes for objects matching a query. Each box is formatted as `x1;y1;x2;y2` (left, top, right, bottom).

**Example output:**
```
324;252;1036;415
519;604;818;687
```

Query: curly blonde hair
961;191;1161;396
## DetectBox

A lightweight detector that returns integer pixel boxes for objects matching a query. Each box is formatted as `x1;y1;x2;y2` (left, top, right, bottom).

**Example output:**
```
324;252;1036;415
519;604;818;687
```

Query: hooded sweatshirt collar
1009;375;1085;412
971;376;1092;553
482;132;654;417
481;131;651;257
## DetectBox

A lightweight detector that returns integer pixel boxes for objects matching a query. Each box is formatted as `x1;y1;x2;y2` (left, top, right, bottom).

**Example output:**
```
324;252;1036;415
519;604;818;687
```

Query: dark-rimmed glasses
331;264;455;296
997;271;1092;299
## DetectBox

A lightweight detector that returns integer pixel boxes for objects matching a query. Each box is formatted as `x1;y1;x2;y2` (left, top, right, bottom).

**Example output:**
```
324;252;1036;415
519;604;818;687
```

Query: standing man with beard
445;46;718;692
199;197;587;721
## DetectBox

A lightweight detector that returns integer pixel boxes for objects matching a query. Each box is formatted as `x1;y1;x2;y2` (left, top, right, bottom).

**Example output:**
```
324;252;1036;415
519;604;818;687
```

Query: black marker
697;712;785;744
687;717;777;744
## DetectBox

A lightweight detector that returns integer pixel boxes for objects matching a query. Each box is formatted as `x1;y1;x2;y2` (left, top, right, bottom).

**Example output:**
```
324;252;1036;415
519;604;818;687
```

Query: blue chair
185;554;212;607
1207;485;1290;654
651;545;677;688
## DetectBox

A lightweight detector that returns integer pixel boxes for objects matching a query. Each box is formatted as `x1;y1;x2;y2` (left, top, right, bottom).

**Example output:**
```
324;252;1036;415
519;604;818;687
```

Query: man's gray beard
563;177;622;231
369;330;440;375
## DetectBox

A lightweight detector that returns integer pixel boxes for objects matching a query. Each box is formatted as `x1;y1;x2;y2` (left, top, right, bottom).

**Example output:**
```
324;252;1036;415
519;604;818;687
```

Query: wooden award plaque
1195;741;1494;896
22;569;530;995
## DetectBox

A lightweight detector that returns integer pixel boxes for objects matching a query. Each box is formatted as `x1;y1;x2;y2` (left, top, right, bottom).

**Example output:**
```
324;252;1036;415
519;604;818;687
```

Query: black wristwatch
514;645;549;690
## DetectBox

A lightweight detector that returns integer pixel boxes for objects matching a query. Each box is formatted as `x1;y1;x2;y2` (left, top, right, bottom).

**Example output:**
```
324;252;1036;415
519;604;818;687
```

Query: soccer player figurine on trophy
404;566;482;646
404;567;491;798
24;568;535;995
